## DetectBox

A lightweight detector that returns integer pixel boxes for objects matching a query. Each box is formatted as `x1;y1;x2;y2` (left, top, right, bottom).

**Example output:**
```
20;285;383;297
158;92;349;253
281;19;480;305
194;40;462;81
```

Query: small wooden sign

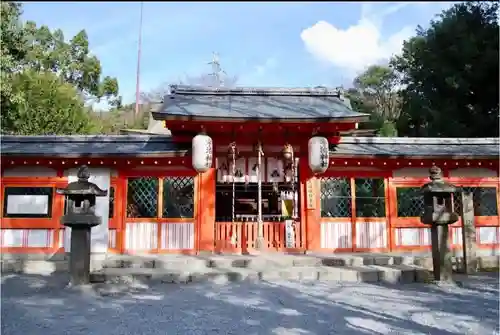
285;220;295;248
306;179;315;209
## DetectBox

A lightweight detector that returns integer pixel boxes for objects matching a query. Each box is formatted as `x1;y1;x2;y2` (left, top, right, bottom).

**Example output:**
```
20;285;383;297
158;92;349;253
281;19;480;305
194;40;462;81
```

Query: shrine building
1;86;498;257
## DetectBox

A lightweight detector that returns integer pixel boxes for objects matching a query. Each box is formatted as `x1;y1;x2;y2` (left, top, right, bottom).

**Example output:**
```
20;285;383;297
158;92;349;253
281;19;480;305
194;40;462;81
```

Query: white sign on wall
285;220;295;248
6;195;49;215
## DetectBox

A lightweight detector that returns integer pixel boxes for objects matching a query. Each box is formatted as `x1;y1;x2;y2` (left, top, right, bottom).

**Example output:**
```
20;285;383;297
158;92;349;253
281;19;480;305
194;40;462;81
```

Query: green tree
392;1;499;137
96;103;149;134
0;2;120;135
0;2;26;117
21;21;120;104
347;65;400;136
4;70;96;135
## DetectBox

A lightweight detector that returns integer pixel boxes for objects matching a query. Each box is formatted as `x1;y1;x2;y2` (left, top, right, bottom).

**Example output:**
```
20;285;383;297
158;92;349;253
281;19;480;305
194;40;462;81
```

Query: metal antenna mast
207;52;227;86
134;1;144;117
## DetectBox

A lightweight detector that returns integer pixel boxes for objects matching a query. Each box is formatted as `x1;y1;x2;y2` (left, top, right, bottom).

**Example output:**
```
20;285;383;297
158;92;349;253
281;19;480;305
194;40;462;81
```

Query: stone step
101;254;417;270
91;264;431;284
102;255;327;270
3;254;497;276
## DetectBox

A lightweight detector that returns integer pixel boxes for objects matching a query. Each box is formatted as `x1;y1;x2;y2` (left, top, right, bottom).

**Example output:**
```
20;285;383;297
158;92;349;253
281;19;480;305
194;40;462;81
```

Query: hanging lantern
253;141;264;156
282;143;294;180
308;136;329;174
227;142;238;161
282;143;294;163
226;142;239;183
192;134;213;173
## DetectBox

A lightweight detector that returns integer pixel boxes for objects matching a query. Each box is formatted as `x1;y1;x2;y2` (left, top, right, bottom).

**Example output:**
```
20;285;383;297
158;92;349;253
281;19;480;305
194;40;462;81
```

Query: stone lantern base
62;215;101;286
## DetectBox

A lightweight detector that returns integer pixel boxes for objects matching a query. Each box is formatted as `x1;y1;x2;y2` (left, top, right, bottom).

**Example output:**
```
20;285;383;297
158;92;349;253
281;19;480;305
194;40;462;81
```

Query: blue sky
21;2;454;106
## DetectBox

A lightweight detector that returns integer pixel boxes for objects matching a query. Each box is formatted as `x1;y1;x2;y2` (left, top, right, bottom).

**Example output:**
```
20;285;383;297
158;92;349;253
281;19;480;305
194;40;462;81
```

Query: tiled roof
0;135;187;157
152;85;368;121
332;137;499;158
1;135;498;159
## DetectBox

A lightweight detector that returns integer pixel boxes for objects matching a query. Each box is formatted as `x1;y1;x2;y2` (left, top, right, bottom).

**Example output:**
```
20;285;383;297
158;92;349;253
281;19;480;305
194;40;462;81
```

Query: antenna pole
207;52;225;86
134;2;144;117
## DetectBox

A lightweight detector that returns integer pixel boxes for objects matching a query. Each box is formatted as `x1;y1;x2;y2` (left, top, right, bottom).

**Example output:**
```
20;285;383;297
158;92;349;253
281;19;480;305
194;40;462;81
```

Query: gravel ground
1;273;498;335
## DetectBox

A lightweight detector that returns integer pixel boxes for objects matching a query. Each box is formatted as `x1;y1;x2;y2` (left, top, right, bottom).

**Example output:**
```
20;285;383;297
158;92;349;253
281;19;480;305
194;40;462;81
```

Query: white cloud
300;3;416;75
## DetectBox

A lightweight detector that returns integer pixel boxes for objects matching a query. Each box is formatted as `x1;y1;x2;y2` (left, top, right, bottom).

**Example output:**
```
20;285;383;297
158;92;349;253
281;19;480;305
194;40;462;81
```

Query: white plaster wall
125;222;157;251
1;229;54;248
453;226;500;245
478;226;500;244
394;228;431;246
320;221;352;249
64;168;111;253
355;221;387;249
452;227;463;245
2;166;58;177
449;168;498;178
161;223;194;249
108;229;117;249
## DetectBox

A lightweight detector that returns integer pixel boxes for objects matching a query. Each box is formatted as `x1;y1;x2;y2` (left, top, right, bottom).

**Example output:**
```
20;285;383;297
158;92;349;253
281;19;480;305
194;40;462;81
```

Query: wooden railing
214;221;303;253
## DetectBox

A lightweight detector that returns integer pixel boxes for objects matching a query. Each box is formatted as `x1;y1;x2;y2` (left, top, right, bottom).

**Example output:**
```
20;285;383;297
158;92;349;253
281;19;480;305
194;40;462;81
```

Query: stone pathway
1;273;498;335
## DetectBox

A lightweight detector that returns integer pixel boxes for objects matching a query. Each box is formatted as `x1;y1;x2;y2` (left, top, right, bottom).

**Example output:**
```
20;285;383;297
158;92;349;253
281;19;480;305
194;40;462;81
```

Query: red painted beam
1;156;189;169
329;157;499;170
165;120;357;140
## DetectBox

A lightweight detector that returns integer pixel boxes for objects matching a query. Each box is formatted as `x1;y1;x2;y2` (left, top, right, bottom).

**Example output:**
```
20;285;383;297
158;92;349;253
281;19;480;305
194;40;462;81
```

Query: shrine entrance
152;85;369;254
213;149;302;253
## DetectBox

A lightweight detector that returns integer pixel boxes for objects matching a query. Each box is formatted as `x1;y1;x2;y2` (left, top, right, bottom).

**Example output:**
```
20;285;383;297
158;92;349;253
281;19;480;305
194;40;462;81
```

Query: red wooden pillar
299;158;321;251
116;171;127;254
197;167;216;253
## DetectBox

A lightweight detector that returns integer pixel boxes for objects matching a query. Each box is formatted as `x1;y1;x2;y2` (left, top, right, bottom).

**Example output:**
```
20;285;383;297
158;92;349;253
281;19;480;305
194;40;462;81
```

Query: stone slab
1;260;68;274
92;265;388;284
369;264;420;284
4;254;498;284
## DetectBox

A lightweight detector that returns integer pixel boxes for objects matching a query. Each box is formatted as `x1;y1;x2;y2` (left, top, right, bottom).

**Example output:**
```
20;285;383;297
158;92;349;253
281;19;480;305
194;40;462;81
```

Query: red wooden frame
0;176;66;253
318;170;392;252
389;177;500;251
117;168;198;254
1;153;498;255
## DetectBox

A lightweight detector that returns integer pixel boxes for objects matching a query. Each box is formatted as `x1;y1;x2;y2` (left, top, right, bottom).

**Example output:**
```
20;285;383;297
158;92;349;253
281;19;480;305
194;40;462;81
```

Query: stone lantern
420;166;459;281
57;165;107;286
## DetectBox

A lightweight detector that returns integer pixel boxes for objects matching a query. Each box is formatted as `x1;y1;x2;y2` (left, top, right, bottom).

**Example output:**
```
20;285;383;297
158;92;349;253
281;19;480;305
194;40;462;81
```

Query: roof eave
151;112;369;124
1;151;190;158
0;134;174;143
329;153;498;160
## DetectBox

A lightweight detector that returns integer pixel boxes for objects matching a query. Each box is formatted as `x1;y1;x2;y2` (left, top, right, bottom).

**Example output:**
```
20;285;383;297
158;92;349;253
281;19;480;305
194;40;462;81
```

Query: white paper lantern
192;134;213;173
308;136;329;174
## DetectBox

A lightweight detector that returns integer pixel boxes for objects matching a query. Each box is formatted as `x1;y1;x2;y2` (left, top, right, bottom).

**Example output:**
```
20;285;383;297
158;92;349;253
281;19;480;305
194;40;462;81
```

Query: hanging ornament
229;141;238;246
282;143;294;183
253;141;264;156
282;143;294;163
227;142;238;162
308;136;329;174
192;134;213;173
